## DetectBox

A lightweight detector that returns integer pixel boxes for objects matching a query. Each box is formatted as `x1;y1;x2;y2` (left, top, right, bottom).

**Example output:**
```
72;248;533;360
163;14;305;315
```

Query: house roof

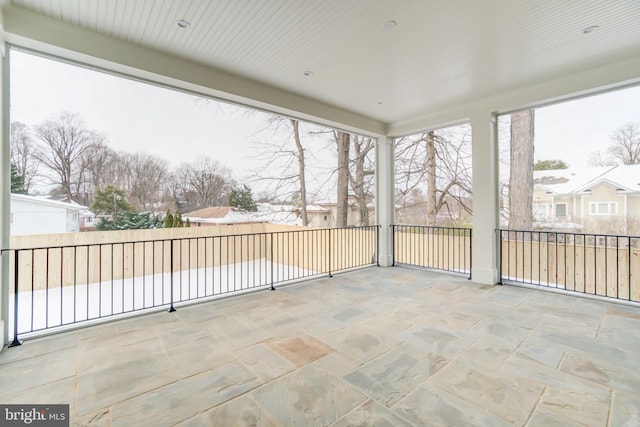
184;205;304;226
534;165;640;195
183;206;241;219
10;193;89;211
586;164;640;193
533;167;614;195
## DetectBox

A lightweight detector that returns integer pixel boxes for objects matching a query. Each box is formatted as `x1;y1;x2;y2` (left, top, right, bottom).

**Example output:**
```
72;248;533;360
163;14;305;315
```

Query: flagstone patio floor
1;266;639;426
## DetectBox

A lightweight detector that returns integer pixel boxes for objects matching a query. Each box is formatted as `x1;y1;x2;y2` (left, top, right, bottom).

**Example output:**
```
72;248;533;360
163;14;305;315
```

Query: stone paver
0;266;638;426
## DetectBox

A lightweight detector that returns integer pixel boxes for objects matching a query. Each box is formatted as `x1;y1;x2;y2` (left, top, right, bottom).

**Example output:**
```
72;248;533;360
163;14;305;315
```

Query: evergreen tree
228;184;258;211
10;164;27;194
96;212;162;230
92;185;135;215
163;210;174;228
173;213;183;227
533;159;569;170
185;218;191;228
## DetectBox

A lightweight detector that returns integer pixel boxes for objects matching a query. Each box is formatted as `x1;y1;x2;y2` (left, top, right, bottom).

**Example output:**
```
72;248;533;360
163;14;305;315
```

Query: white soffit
5;0;640;128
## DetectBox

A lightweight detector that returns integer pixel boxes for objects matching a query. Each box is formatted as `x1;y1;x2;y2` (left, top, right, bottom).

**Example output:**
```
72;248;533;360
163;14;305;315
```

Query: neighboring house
305;204;333;227
183;206;261;226
316;195;375;227
182;205;300;226
79;209;97;231
10;194;92;235
48;196;98;232
184;204;334;227
532;165;640;234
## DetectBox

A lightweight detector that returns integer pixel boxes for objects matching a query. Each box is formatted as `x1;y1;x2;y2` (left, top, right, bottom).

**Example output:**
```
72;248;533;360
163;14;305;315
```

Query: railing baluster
168;239;176;312
495;229;637;305
10;250;22;347
4;226;383;341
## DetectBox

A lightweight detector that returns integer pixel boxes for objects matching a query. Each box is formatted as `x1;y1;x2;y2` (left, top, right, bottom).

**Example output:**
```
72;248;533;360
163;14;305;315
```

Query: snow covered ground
8;258;315;337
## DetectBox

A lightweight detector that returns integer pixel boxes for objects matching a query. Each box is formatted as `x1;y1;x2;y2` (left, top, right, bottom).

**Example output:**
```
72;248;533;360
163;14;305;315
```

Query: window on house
86;217;93;224
555;203;567;218
589;202;617;215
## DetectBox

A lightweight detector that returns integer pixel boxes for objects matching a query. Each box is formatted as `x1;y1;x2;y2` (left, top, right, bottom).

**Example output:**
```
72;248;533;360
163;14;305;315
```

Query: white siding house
532;165;640;234
10;194;91;235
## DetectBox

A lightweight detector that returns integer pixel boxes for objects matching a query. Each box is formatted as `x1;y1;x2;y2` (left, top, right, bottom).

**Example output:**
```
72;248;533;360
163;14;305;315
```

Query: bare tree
587;151;617;167
292;119;309;226
395;125;472;226
425;131;437;226
121;153;170;211
10;121;40;193
334;131;350;227
587;123;640;167
508;110;535;230
251;117;310;225
33;112;103;202
608;122;640;165
347;135;375;226
173;157;232;212
85;143;120;192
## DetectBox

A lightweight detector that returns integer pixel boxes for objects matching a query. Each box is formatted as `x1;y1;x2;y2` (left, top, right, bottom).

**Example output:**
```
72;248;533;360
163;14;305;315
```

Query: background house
184;204;335;227
532;165;640;234
10;194;92;235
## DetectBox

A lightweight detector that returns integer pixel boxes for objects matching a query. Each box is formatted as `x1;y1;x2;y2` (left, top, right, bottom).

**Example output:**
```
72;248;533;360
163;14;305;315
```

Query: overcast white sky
9;48;640;187
9;49;272;174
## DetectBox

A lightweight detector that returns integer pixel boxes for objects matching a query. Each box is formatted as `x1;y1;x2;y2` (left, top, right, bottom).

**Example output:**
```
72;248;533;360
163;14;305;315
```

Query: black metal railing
392;225;472;278
498;229;640;303
1;225;379;344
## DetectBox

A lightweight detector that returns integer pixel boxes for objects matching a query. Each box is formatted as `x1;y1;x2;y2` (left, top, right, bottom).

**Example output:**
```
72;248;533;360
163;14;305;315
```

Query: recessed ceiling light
583;25;599;34
384;20;397;30
303;71;313;76
177;19;190;29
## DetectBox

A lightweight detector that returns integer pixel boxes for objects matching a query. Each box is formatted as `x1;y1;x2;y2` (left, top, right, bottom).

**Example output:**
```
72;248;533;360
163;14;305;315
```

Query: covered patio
2;1;640;425
0;267;638;425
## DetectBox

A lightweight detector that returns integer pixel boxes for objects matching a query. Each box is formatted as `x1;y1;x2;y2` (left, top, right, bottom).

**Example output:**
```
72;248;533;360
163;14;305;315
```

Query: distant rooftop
533;165;640;195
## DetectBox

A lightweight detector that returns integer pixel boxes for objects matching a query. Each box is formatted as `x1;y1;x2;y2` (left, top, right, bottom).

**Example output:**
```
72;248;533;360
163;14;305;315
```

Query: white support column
471;110;499;284
376;136;394;266
0;16;8;348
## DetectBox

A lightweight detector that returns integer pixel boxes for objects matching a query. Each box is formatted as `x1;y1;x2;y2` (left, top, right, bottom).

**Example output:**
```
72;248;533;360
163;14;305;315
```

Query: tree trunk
291;119;308;226
509;110;535;230
336;131;350;227
425;131;437;226
348;136;373;226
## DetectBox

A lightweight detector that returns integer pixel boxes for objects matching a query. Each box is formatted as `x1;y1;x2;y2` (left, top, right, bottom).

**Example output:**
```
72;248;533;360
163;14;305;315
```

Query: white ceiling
5;0;640;130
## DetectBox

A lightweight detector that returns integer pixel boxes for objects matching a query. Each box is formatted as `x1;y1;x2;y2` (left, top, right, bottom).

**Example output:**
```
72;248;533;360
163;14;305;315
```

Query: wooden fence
500;233;640;302
6;224;377;292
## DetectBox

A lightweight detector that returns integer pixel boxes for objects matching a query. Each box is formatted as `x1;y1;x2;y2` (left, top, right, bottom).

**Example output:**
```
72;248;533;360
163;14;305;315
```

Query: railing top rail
393;224;471;229
497;228;640;240
0;225;380;254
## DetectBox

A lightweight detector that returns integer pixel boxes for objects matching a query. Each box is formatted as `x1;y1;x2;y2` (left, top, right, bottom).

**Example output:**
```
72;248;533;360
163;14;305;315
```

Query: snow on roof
306;204;331;212
533;166;614;194
588;164;640;192
534;165;640;195
183;206;240;219
10;193;89;211
184;205;303;226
